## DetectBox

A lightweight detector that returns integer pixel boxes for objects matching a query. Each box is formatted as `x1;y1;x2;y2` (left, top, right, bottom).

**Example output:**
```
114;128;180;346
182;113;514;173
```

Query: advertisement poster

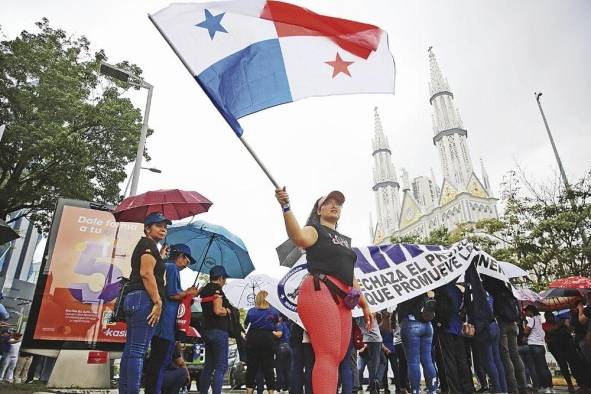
33;205;143;344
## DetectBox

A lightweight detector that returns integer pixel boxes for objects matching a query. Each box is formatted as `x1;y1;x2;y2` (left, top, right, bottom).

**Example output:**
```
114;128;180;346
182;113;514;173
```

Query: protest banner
267;240;511;327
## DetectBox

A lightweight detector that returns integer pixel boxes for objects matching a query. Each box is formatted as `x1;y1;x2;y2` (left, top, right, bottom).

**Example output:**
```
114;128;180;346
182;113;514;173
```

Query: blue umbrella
166;220;255;280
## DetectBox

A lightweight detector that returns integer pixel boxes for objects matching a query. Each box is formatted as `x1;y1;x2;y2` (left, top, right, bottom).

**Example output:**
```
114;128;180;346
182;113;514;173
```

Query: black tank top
305;223;356;286
128;237;165;298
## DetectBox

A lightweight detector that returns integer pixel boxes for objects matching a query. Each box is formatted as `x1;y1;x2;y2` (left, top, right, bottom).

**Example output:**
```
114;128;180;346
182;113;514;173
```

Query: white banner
267;241;512;328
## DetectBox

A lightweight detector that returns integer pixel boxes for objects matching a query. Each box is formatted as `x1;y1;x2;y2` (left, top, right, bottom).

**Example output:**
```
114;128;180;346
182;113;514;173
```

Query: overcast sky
4;0;591;278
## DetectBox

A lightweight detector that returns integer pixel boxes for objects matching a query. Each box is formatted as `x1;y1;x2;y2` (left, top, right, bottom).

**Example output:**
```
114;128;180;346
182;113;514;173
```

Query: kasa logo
103;328;127;338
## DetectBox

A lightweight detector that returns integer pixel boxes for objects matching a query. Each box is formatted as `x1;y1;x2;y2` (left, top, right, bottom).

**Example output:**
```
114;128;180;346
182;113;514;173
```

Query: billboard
24;199;144;350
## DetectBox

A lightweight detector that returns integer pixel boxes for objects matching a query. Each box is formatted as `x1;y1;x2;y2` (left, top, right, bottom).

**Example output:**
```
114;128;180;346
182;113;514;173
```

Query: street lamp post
100;62;154;196
534;93;570;190
534;92;589;250
122;167;162;198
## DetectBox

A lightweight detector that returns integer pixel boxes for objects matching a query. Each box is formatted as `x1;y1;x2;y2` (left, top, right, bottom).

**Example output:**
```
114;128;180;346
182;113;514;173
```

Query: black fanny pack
312;274;360;310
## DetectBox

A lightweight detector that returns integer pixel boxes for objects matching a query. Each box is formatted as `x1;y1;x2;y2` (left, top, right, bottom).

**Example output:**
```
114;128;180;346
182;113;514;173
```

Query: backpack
494;290;520;323
110;277;130;323
413;294;437;323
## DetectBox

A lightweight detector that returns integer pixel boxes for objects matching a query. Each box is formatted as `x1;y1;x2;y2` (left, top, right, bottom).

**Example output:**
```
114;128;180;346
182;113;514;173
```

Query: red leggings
297;275;352;394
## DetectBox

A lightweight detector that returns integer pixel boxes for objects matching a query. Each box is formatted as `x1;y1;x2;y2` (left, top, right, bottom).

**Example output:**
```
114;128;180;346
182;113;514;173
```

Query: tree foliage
0;19;150;231
390;169;591;289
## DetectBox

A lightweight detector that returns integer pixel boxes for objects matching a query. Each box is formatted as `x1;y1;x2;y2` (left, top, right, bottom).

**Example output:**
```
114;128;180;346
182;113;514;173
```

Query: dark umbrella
275;234;351;268
276;239;304;268
113;189;213;223
540;288;583;298
0;219;19;245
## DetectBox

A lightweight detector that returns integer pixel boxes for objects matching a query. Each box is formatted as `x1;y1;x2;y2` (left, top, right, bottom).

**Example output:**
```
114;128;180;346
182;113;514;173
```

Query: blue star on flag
195;9;228;39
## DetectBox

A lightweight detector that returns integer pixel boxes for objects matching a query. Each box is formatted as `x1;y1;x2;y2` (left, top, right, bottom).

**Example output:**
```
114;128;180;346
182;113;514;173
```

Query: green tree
497;169;591;288
0;19;150;231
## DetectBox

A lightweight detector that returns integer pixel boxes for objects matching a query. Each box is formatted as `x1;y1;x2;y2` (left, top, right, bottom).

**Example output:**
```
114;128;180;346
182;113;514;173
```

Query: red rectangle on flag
261;0;381;59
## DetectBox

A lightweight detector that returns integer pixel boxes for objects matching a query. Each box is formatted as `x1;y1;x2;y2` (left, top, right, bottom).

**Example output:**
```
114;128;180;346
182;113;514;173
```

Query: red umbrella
549;276;591;290
114;189;213;222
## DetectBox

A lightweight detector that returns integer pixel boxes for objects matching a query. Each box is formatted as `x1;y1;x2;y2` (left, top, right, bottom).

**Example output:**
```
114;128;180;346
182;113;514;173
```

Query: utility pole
535;92;589;253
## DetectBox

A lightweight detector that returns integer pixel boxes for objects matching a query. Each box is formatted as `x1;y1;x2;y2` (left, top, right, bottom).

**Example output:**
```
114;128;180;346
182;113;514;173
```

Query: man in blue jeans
199;266;232;394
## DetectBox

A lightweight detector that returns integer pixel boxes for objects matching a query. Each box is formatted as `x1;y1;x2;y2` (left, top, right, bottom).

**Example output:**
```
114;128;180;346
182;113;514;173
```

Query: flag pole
238;136;279;188
148;13;281;189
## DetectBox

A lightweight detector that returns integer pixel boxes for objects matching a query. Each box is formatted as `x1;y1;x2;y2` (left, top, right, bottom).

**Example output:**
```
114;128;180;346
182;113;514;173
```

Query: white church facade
371;48;499;245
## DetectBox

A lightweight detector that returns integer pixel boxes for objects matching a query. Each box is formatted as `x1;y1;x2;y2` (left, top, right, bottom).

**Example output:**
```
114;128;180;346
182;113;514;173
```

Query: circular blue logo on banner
277;264;308;312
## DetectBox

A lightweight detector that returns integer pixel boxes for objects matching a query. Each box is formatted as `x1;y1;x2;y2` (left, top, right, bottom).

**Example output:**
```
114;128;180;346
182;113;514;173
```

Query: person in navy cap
119;212;171;394
199;265;232;394
145;244;199;394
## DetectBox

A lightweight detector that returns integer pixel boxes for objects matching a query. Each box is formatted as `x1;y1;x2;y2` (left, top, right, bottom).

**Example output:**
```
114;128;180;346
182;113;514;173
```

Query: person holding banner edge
275;187;372;394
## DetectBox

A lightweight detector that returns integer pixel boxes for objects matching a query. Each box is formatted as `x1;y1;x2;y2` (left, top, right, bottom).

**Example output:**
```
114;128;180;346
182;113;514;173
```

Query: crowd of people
80;190;591;394
0;186;588;394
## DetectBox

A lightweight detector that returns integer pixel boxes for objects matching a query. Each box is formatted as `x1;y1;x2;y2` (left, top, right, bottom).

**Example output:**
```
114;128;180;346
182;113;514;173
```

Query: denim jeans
288;344;313;394
145;336;175;394
291;344;305;394
518;344;537;388
199;329;229;394
119;290;156;394
529;345;552;389
400;319;438;394
382;350;396;392
162;367;188;394
276;343;292;391
498;321;527;393
360;342;382;391
338;340;354;394
475;321;507;393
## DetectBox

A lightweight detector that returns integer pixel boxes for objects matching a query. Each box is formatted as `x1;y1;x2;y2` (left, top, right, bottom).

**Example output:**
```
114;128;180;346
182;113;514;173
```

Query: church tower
429;47;474;190
372;107;401;236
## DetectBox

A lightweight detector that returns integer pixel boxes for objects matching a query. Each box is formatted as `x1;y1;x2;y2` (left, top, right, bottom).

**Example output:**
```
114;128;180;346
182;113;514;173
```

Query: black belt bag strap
313;273;347;306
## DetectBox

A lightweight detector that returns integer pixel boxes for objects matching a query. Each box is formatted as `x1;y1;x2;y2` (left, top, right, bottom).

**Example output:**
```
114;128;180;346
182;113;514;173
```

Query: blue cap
170;244;196;265
144;212;172;226
209;265;229;279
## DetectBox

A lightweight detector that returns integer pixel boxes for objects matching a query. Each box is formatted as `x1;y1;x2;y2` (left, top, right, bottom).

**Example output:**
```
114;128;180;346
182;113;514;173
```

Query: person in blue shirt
145;244;198;394
275;315;292;392
244;290;282;394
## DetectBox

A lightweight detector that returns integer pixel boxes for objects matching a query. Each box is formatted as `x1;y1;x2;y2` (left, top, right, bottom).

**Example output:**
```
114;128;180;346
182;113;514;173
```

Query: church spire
480;158;492;194
428;47;474;190
430;167;441;198
371;107;401;235
428;46;450;98
401;168;410;192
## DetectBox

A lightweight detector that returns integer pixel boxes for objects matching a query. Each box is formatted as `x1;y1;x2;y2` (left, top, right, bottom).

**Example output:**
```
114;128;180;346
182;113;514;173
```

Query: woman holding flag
275;187;372;394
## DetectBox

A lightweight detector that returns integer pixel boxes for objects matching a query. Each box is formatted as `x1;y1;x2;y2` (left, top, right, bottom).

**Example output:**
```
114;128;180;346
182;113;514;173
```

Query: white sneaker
543;388;552;394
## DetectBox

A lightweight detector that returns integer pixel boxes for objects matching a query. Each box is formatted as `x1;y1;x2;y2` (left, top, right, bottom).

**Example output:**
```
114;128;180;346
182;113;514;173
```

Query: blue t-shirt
245;307;279;331
277;321;290;343
381;328;395;352
154;262;184;341
444;282;463;336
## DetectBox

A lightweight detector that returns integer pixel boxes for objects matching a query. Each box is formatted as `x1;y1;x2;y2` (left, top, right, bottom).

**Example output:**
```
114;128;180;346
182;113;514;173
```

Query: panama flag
150;1;395;136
